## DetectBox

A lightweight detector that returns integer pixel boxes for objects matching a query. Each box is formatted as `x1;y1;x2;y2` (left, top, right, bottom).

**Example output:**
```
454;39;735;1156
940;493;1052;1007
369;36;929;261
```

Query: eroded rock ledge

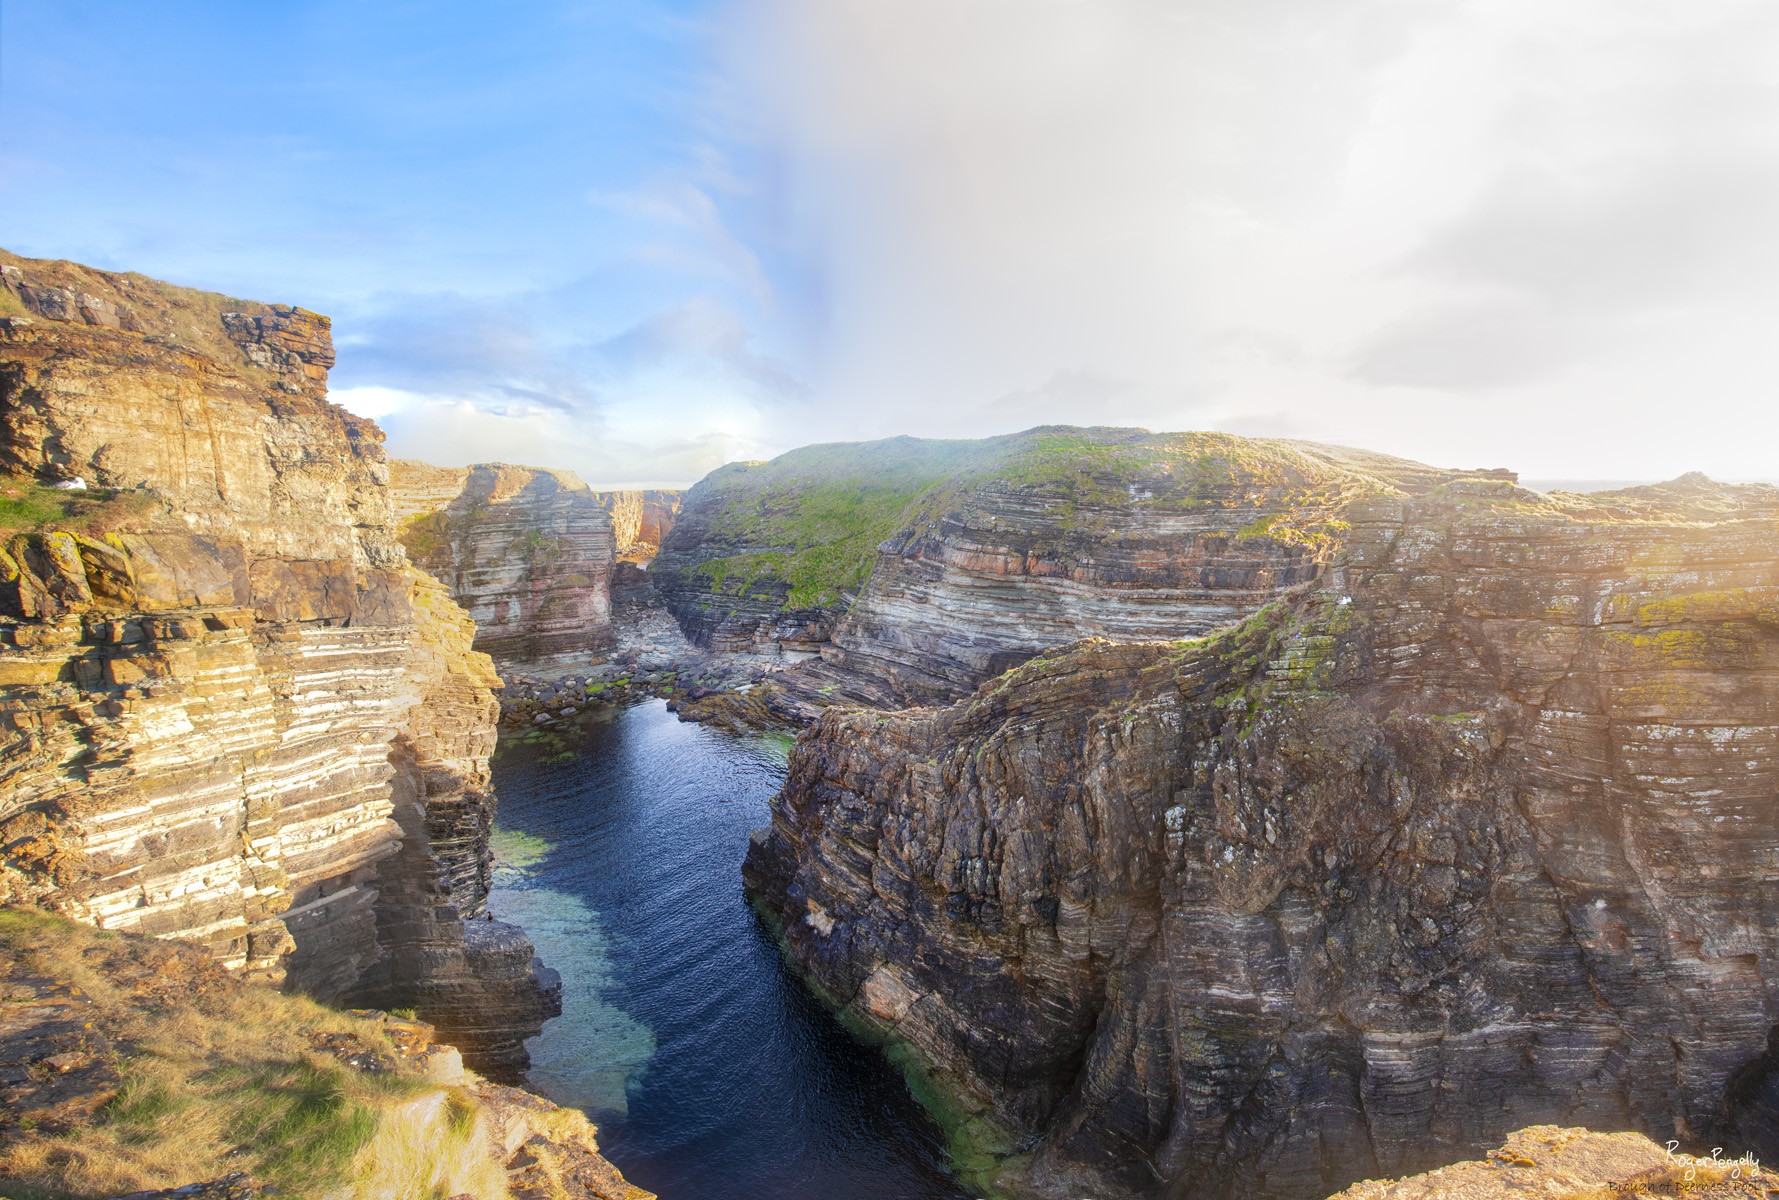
0;249;555;1080
746;474;1779;1199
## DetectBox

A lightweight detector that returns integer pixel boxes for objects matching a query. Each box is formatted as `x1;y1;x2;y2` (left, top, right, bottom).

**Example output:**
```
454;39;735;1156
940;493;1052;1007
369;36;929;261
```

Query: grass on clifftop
672;425;1447;612
0;910;500;1200
0;474;163;542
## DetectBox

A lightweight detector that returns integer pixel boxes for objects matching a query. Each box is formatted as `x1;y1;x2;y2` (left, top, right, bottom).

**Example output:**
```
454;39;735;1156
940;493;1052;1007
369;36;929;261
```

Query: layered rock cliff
746;474;1779;1199
655;427;1467;709
389;459;617;665
593;490;680;564
0;250;555;1079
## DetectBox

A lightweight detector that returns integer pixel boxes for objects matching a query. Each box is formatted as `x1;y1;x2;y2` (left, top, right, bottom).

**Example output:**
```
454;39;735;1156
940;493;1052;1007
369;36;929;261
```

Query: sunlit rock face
652;426;1468;706
592;489;681;564
389;459;617;665
0;250;554;1078
746;475;1779;1200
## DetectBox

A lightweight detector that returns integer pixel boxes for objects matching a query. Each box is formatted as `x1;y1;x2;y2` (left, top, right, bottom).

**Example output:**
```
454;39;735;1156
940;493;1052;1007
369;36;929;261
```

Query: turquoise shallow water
488;699;973;1200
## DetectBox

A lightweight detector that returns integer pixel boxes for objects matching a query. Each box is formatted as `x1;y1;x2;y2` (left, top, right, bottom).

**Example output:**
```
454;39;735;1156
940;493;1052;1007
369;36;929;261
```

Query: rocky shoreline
8;245;1779;1200
495;581;802;734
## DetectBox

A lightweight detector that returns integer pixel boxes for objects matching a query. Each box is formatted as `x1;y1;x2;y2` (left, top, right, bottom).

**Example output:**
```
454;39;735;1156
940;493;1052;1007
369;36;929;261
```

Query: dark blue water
488;699;974;1200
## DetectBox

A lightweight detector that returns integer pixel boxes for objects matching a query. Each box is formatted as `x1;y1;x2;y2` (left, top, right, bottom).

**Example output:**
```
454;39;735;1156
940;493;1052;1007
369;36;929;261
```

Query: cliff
389;460;617;665
592;490;681;564
0;908;651;1200
653;427;1468;708
0;249;555;1079
746;473;1779;1199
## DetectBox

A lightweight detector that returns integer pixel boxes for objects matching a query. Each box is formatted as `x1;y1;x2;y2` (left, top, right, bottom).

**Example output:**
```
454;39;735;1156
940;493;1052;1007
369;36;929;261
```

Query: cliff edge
653;426;1476;717
0;908;650;1200
0;249;555;1079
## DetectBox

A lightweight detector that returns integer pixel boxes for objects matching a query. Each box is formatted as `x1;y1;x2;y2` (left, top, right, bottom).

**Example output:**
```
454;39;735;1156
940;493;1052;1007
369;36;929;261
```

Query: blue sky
6;1;1779;485
2;0;807;485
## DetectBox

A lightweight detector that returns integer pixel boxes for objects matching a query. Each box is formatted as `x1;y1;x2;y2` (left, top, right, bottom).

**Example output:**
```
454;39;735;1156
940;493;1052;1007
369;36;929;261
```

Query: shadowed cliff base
745;471;1779;1199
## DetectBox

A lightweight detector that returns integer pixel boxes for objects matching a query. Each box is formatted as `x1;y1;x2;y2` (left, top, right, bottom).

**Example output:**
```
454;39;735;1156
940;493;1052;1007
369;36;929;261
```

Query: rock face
389;459;617;664
655;427;1465;705
0;250;555;1078
747;475;1779;1200
593;489;681;564
1325;1126;1769;1200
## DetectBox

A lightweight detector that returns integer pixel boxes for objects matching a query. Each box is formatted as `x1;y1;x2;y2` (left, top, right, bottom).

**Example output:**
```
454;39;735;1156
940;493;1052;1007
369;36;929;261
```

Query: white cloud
711;0;1779;479
329;385;413;420
358;392;768;489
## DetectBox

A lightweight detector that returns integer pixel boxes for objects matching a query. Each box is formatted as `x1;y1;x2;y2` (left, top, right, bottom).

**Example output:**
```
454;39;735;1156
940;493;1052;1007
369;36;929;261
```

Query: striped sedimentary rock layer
0;250;554;1078
390;459;617;664
805;448;1435;707
747;474;1779;1200
655;427;1471;711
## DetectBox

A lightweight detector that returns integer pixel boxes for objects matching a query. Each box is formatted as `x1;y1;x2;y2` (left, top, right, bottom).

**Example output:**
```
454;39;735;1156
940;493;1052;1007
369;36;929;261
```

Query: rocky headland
0;249;556;1081
745;472;1779;1199
390;459;619;665
652;427;1478;720
1325;1125;1770;1199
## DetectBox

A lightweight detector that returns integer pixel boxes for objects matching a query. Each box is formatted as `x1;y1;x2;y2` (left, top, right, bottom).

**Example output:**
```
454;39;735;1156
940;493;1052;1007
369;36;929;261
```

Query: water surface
489;699;974;1200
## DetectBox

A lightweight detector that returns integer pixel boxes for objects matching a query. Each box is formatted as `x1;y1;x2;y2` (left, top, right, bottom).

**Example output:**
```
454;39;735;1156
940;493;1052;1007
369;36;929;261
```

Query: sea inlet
489;699;974;1200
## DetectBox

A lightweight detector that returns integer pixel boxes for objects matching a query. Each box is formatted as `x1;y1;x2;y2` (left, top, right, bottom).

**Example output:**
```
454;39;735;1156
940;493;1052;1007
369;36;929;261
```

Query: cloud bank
699;0;1779;480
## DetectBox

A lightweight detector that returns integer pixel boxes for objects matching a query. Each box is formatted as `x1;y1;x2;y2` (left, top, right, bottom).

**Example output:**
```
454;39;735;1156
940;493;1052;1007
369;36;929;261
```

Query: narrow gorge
6;251;1778;1200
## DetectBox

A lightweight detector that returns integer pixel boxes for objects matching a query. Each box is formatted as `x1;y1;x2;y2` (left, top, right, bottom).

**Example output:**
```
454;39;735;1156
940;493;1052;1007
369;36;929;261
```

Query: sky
3;1;1777;487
